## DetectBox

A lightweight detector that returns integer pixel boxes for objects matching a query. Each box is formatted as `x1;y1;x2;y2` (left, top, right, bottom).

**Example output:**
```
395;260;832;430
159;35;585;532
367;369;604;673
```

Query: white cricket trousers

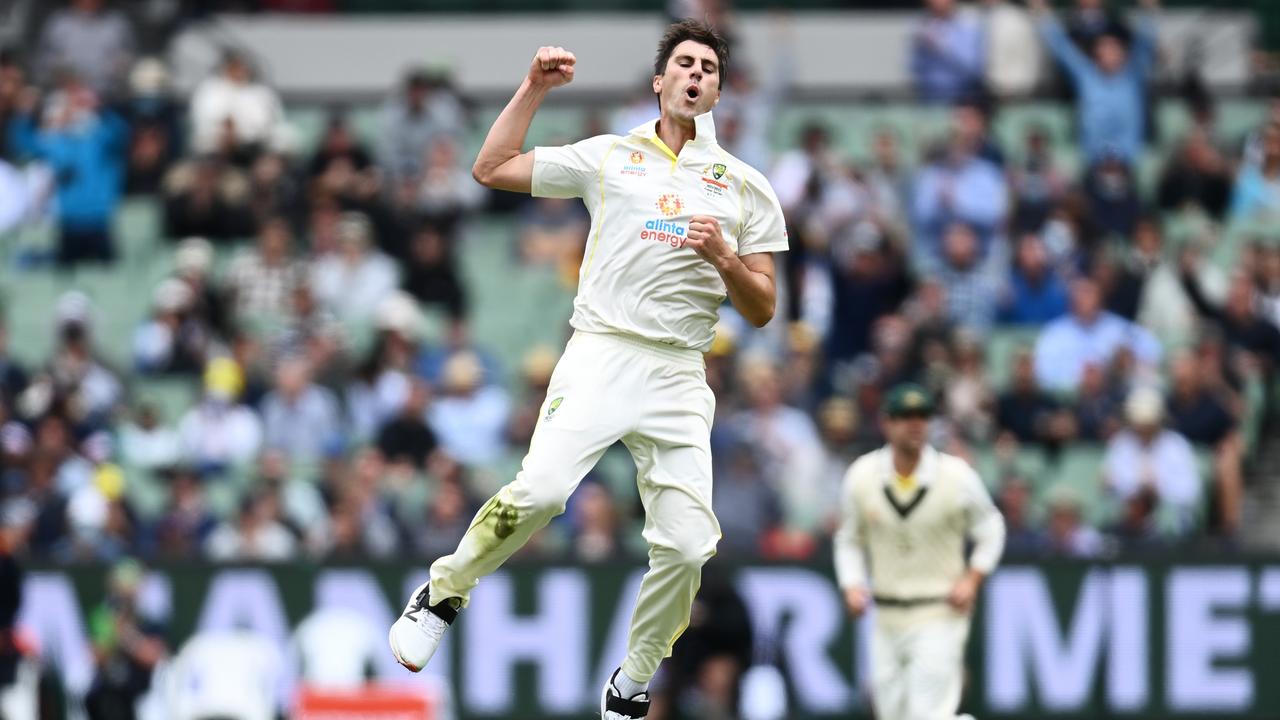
870;610;971;720
428;331;720;682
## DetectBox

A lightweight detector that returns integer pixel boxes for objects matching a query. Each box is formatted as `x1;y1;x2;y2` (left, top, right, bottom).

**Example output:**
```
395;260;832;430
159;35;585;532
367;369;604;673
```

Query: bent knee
506;474;574;517
652;534;718;570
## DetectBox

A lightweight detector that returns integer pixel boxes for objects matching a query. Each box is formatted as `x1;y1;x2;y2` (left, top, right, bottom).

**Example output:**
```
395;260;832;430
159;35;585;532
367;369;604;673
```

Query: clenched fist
528;46;576;89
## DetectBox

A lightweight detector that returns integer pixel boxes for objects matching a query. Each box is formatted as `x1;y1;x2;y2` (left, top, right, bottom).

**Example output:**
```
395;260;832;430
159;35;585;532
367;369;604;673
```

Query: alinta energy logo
642;193;688;248
622;150;646;176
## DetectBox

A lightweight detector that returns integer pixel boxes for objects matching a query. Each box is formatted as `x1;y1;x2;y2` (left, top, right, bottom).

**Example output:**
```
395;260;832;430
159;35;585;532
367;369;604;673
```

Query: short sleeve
737;175;789;256
531;135;619;200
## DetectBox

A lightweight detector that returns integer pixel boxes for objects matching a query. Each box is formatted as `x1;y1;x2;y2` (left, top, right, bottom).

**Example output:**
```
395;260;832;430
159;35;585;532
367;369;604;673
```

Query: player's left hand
948;574;980;613
686;216;734;269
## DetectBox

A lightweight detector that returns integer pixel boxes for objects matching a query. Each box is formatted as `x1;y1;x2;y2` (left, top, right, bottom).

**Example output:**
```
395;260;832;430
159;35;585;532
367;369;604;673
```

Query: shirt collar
878;445;938;487
628;110;718;145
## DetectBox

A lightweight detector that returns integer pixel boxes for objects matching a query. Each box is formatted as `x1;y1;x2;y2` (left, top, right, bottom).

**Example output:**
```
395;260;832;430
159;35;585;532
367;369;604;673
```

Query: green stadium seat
984;326;1042;392
133;376;200;427
1044;444;1112;526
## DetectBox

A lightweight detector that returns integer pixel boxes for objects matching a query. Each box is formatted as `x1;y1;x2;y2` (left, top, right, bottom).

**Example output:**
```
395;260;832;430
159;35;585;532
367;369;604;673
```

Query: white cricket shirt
532;111;789;352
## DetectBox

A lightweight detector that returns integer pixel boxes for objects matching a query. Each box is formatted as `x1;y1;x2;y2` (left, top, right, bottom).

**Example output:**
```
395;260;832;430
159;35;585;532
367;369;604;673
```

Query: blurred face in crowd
653;39;721;124
952;104;986;152
1224;274;1255;320
0;61;23;105
275;357;311;400
873;130;898;169
942;223;978;270
743;363;782;411
258;218;292;263
925;0;955;17
1094;35;1127;75
883;411;929;456
574;483;616;535
1262;125;1280;170
1048;502;1080;543
1011;350;1036;392
1069;279;1103;324
1025;127;1049;159
999;479;1031;528
1133;219;1162;259
223;56;251;85
1171;352;1200;398
1015;234;1049;279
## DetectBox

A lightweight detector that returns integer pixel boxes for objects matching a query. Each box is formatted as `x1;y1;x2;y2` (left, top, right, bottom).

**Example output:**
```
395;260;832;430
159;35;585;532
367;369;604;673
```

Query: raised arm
1029;0;1094;83
471;46;577;193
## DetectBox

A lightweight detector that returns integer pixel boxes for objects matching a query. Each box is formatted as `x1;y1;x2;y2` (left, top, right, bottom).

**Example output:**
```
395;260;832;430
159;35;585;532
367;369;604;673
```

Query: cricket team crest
545;396;563;420
711;163;726;180
655;193;685;218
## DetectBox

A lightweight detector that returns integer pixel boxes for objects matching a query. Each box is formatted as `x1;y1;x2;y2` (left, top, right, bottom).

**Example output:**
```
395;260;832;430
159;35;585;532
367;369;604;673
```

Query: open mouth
685;84;700;101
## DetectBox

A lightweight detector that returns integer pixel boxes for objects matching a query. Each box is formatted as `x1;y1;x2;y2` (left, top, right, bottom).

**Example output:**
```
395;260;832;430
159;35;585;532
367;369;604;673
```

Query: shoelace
416;607;448;639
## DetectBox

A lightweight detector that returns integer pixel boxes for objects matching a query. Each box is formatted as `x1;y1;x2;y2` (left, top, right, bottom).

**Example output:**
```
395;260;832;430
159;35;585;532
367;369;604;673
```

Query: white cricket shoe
388;581;456;672
600;669;650;719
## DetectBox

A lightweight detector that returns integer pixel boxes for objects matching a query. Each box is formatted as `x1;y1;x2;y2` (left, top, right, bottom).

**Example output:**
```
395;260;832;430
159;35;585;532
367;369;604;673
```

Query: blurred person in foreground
834;383;1004;720
389;21;788;720
1103;386;1202;538
84;559;166;720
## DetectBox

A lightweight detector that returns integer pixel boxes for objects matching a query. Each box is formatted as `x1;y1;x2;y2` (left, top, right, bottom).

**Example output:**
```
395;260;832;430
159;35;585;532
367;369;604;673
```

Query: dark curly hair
653;19;729;90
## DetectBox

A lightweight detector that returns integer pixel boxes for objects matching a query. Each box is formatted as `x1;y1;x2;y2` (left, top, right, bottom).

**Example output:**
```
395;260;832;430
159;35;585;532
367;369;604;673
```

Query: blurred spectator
1034;0;1158;166
1158;128;1233;220
982;0;1043;99
415;136;485;227
997;477;1048;556
9;74;127;265
224;216;307;327
44;292;125;426
345;294;421;441
271;282;344;374
1167;350;1242;534
999;233;1069;325
151;466;217;558
260;356;343;462
911;112;1008;261
245;146;303;229
376;378;437;469
568;481;623;563
1082;155;1142;238
178;358;263;470
133;278;209;375
118;403;181;471
826;225;912;367
205;490;298;561
190;49;285;160
35;0;135;97
427;352;510;467
1034;277;1161;392
1103;387;1201;535
400;229;466;321
172;237;231;339
927;221;1005;333
162;155;255;241
729;359;825;534
1008;125;1069;234
0;323;29;408
997;348;1075;447
1043;484;1107;557
1097;217;1161;321
0;51;28;162
864;128;912;230
0;156;26;234
519;197;589;285
124;58;182;195
1073;362;1124;441
83;559;166;720
506;347;556;447
309;212;399;325
307;112;373;178
1064;0;1131;51
1180;258;1280;368
910;0;985;103
1108;484;1168;553
378;68;467;183
1230;123;1280;223
412;471;477;559
945;330;996;441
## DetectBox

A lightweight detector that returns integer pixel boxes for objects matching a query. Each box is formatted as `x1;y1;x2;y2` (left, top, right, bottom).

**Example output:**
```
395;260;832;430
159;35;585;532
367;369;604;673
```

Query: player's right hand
528;46;576;89
843;587;870;617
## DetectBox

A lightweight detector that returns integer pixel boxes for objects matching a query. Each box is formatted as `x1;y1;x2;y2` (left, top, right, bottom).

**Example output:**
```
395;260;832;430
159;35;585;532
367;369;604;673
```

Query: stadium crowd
0;0;1275;577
